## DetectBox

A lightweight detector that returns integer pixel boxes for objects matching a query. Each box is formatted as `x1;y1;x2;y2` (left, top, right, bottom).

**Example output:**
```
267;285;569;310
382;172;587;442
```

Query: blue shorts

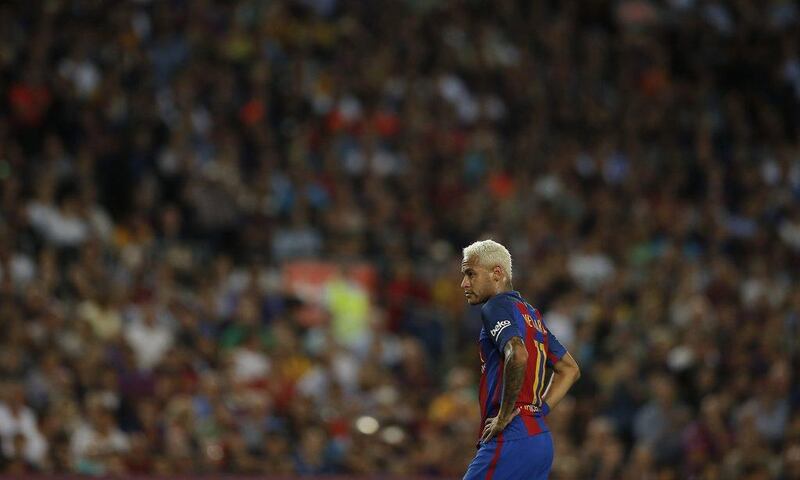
463;432;553;480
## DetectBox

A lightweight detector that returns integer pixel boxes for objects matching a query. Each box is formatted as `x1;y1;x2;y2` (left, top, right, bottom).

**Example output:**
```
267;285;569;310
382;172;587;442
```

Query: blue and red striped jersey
477;291;567;441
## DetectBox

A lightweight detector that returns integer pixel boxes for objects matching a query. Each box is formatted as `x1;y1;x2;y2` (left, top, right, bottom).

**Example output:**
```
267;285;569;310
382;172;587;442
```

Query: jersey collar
498;290;522;300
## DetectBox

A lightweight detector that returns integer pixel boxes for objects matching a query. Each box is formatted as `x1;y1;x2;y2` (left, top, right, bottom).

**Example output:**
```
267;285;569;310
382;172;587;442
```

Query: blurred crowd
1;0;800;478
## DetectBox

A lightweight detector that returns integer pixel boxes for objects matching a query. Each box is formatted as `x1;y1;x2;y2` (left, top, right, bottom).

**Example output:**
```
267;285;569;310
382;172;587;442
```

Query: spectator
0;383;48;469
124;304;175;371
69;396;130;475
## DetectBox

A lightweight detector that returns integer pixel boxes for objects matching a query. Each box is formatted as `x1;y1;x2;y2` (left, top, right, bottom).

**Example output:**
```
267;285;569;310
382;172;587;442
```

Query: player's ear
493;266;502;282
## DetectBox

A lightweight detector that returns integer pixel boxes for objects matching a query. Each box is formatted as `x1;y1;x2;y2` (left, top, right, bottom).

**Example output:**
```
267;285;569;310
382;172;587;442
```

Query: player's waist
516;403;546;417
483;402;546;419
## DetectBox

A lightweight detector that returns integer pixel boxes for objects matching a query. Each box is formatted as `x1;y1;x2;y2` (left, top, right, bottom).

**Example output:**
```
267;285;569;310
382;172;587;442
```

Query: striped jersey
477;291;567;442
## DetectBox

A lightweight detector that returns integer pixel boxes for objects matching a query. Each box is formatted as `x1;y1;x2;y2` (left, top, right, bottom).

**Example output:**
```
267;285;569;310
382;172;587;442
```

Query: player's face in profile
460;258;494;305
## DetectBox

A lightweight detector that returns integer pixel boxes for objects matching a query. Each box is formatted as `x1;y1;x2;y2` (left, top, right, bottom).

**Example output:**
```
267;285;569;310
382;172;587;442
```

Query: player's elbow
567;360;581;382
556;353;581;382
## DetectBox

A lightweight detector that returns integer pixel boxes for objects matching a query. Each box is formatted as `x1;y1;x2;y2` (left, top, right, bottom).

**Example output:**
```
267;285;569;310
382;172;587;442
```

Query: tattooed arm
480;336;528;443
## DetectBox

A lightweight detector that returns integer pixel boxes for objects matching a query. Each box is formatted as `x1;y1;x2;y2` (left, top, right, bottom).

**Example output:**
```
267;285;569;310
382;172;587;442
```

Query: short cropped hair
463;239;512;281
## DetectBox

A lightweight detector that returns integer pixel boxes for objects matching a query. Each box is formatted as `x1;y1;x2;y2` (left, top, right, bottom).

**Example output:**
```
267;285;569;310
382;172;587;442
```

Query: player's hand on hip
480;407;519;443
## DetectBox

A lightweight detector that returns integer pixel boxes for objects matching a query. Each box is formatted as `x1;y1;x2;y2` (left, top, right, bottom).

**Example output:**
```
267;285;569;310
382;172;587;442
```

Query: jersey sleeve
481;298;522;353
543;319;567;367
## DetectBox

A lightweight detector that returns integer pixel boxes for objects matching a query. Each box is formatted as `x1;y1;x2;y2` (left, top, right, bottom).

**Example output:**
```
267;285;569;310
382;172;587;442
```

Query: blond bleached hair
463;239;513;281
